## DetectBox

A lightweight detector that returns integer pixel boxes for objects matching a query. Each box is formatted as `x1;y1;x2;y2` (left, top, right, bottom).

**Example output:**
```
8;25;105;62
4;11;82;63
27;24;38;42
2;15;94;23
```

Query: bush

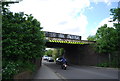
2;60;36;79
97;62;109;67
97;60;119;68
2;4;45;79
2;61;20;79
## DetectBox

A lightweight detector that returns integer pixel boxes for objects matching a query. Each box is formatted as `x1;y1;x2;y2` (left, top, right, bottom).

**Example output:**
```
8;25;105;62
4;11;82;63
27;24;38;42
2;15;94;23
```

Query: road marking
55;72;68;81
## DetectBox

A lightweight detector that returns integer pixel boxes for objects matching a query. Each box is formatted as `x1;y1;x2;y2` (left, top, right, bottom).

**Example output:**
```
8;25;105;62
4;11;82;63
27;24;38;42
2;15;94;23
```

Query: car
47;57;54;62
56;57;63;64
43;55;49;60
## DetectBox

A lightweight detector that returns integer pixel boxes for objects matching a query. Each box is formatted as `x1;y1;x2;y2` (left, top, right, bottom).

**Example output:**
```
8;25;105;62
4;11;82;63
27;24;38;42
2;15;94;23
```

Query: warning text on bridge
45;31;81;40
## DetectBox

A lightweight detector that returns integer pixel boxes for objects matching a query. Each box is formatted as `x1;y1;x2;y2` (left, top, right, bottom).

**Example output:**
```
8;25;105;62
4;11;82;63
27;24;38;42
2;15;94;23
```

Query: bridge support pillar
64;45;80;65
64;45;109;66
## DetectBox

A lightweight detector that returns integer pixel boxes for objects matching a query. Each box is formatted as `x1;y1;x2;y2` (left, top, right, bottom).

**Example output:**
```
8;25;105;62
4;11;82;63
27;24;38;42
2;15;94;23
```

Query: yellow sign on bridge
44;31;95;45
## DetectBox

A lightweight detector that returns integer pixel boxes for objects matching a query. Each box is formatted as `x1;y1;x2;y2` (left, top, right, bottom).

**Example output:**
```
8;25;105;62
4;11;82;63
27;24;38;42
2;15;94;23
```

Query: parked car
43;55;49;60
47;57;54;62
56;57;62;64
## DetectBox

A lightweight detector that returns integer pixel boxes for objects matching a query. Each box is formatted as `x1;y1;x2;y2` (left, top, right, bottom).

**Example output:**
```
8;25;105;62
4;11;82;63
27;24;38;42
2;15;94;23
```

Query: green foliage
53;48;64;59
95;24;119;68
110;8;120;52
97;60;119;68
87;35;96;41
97;62;109;67
45;49;53;57
110;8;120;22
94;7;120;68
2;4;45;79
60;48;64;56
95;24;117;53
45;48;64;60
2;60;36;79
2;61;20;79
114;23;120;52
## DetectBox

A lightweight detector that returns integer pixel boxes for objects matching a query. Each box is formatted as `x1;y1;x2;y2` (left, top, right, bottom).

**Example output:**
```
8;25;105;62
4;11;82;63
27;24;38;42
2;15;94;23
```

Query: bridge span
44;31;108;66
44;31;95;48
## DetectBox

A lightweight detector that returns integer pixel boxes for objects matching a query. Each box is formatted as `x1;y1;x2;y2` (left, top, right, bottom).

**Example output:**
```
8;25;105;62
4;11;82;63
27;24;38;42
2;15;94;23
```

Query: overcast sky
9;0;119;40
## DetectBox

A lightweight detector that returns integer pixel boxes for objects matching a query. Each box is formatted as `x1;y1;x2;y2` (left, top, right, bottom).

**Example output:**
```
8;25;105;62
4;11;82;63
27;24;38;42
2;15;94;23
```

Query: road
43;60;119;80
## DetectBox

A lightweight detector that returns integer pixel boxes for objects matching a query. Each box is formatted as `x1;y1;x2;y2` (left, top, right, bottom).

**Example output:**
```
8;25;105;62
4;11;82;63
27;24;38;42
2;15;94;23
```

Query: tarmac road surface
33;60;119;81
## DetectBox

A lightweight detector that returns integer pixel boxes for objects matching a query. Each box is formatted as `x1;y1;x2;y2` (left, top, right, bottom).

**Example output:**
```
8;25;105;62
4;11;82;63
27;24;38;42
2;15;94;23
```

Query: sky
9;0;119;40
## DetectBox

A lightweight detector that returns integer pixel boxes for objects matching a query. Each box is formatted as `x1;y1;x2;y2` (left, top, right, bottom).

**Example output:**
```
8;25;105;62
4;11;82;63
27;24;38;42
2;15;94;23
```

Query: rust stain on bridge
44;31;95;45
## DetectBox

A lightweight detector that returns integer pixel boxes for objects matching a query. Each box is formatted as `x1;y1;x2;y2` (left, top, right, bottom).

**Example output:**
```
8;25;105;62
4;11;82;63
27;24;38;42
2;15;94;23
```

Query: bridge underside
45;41;108;66
45;41;86;48
44;31;108;66
45;38;94;48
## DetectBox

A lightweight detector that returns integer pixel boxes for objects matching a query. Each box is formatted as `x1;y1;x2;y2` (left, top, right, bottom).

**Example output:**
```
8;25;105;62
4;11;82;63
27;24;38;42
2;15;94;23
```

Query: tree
110;7;120;68
2;3;45;79
95;24;118;67
53;48;64;59
45;48;64;60
86;5;120;68
45;49;53;57
110;8;120;23
87;35;96;41
95;24;116;53
110;8;120;52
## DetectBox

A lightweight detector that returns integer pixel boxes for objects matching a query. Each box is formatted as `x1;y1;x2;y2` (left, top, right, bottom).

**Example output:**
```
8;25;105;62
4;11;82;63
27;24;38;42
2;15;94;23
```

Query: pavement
32;64;64;80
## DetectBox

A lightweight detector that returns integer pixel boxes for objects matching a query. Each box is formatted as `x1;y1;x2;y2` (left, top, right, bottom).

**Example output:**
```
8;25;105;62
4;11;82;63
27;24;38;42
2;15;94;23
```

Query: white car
43;55;49;60
47;57;54;62
56;57;62;64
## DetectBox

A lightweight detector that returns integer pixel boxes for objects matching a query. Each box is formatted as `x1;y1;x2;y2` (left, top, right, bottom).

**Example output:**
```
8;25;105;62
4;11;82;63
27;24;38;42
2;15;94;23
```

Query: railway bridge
44;31;108;65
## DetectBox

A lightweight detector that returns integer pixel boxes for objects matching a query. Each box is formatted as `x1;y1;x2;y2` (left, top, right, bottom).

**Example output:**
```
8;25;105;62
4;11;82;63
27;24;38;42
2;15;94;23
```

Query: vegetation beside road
87;7;120;68
2;3;45;79
45;48;64;60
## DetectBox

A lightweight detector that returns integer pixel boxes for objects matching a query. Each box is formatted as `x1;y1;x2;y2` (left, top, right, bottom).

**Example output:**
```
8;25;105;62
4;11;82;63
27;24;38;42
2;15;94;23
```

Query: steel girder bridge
44;31;105;66
44;31;95;48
